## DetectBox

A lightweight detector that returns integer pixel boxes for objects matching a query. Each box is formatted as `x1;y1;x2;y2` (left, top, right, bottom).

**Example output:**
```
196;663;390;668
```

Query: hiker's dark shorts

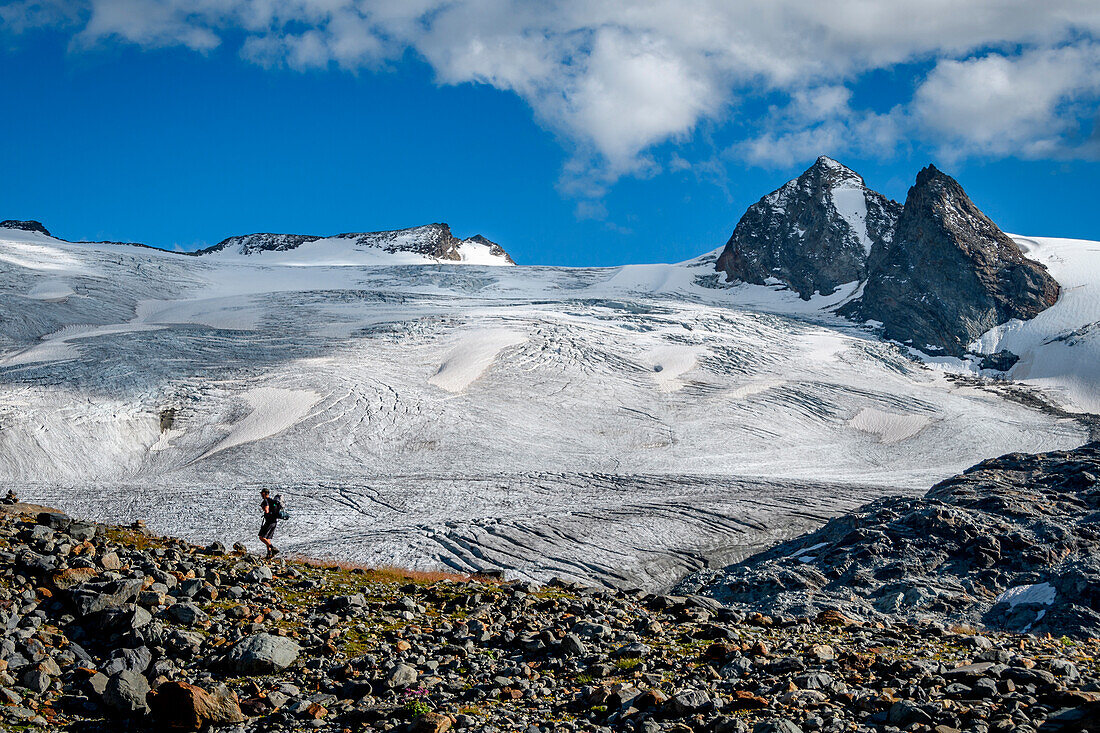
259;520;277;540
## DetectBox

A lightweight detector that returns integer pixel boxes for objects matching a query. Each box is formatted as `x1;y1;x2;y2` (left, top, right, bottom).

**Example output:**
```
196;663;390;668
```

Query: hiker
258;488;280;559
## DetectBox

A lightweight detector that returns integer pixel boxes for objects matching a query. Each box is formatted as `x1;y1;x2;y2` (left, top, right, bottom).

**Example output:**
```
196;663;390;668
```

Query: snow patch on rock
831;186;873;255
995;582;1056;609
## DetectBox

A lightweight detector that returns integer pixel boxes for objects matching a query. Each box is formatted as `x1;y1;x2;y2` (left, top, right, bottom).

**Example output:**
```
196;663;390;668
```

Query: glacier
0;226;1095;590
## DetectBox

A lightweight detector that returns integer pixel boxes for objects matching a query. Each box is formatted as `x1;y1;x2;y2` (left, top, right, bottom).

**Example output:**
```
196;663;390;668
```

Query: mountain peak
914;163;946;187
842;165;1059;355
808;155;861;180
715;158;900;298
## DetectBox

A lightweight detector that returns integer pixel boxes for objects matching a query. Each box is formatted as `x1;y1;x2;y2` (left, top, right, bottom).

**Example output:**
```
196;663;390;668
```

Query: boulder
69;578;143;616
166;602;208;626
47;567;98;591
148;680;245;730
385;662;419;688
411;712;453;733
103;670;150;715
103;646;153;676
225;633;300;675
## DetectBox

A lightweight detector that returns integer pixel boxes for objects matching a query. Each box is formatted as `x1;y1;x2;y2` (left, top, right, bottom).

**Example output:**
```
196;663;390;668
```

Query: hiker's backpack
272;495;290;521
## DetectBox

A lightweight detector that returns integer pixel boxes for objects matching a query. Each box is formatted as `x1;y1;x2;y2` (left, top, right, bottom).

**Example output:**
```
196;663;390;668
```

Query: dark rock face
841;165;1059;355
716;157;900;298
680;441;1100;639
198;223;514;263
0;220;50;236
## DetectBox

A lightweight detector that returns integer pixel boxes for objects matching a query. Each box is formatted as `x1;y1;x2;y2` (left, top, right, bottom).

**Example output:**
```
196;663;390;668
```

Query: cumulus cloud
8;0;1100;185
913;44;1100;160
735;87;907;167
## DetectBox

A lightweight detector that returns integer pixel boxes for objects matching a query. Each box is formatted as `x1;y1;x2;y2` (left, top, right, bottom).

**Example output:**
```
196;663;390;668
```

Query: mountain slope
0;223;1090;589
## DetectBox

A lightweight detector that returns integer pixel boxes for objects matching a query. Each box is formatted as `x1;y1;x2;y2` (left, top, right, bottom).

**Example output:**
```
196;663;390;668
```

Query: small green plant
403;699;432;718
614;657;642;671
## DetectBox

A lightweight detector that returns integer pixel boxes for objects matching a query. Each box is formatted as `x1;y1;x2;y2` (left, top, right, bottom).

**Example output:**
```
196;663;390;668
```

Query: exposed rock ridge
716;156;901;299
0;220;513;264
841;165;1060;355
199;223;514;263
678;441;1100;639
0;220;50;236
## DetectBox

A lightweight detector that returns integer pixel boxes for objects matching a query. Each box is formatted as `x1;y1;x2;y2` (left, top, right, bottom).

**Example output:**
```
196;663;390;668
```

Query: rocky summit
0;220;51;236
715;156;900;299
199;223;514;263
842;165;1060;356
3;496;1100;733
679;442;1100;642
716;160;1060;357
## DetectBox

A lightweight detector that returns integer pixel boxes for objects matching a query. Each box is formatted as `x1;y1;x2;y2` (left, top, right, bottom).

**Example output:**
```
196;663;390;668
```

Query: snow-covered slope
970;236;1100;413
0;225;1094;590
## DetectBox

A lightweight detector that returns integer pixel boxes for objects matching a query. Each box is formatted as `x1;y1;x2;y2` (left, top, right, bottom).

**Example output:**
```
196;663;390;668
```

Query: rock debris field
1;500;1100;733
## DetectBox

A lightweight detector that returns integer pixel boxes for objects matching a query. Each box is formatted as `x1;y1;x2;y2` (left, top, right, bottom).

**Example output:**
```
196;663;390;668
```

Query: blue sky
2;2;1099;267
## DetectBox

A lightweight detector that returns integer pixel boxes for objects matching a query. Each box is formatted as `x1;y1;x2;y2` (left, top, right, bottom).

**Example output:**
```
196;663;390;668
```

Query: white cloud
10;0;1100;183
913;44;1100;159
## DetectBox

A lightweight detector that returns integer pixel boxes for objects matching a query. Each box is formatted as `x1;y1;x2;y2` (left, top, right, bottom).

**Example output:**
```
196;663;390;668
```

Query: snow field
0;226;1096;588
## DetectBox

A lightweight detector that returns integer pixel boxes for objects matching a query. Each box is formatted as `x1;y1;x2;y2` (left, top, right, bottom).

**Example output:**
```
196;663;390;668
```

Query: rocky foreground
2;502;1100;732
679;442;1100;641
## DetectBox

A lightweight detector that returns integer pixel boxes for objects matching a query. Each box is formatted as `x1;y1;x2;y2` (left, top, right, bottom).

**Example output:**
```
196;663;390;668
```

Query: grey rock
86;672;109;697
225;633;301;675
244;565;273;584
69;578;143;616
19;668;50;694
384;663;419;688
103;670;150;715
559;634;586;657
166;602;208;626
753;720;802;733
103;646;153;676
679;441;1100;639
665;688;709;716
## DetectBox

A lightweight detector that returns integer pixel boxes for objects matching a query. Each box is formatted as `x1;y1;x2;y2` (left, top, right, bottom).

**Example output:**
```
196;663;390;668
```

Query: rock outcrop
199;223;514;264
680;441;1100;639
716;156;900;298
841;165;1060;355
0;219;50;236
